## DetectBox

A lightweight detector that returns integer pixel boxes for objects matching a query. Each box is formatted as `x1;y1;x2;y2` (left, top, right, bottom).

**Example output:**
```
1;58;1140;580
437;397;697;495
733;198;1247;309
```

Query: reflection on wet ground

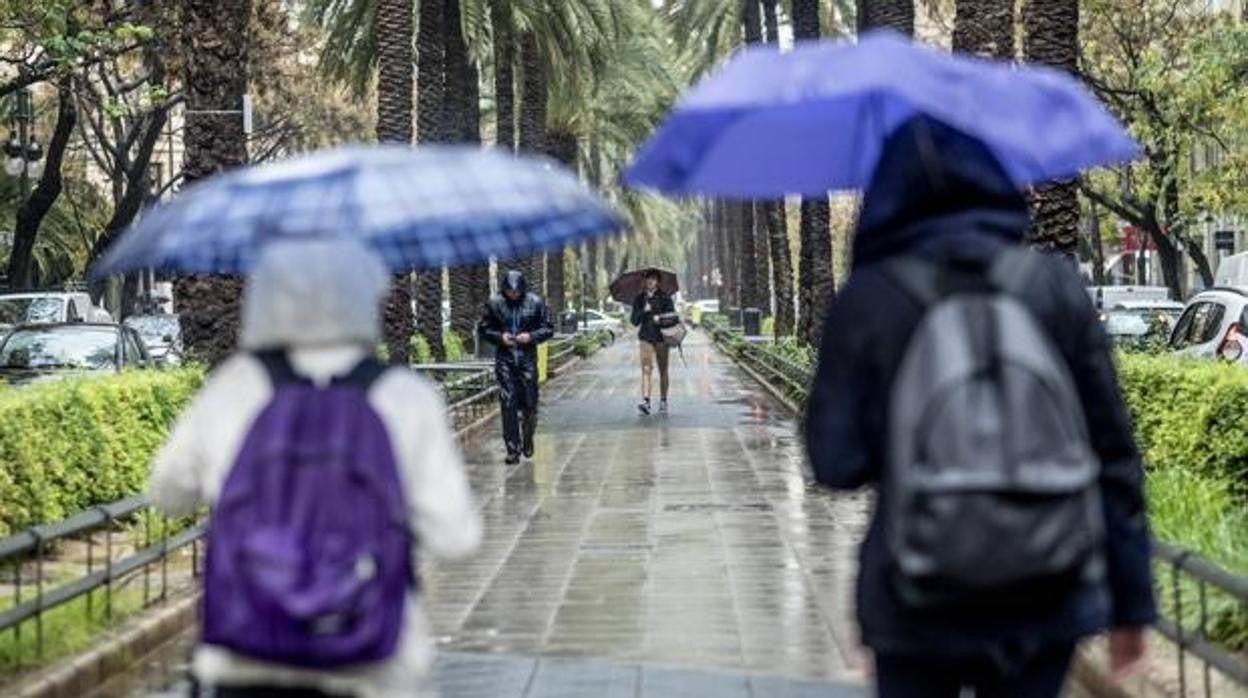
425;333;870;686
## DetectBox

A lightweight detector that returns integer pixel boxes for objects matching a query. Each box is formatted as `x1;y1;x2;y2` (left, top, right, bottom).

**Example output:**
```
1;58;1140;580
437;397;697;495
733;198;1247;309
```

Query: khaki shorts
639;340;670;372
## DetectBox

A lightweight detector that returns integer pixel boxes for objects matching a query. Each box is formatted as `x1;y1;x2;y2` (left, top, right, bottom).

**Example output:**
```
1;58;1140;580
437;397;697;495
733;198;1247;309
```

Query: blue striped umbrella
91;145;625;278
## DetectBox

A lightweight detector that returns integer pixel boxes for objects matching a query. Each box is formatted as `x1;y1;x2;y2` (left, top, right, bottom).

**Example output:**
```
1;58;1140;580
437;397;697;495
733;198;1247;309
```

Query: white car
1169;287;1248;364
576;309;621;340
1087;285;1171;312
0;292;112;333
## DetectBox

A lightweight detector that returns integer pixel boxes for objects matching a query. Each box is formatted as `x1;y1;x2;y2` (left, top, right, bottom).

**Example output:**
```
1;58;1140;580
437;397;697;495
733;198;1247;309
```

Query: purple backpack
202;351;413;667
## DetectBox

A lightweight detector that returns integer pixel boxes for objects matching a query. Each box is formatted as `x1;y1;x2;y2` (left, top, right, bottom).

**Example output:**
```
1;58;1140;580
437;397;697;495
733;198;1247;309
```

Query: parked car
576;309;621;340
124;314;183;365
1101;300;1185;348
0;292;113;333
0;323;152;386
1168;287;1248;364
1087;285;1171;312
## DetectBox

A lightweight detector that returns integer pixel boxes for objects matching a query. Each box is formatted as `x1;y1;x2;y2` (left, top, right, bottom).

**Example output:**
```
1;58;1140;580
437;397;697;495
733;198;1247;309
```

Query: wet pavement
131;331;871;696
425;331;870;689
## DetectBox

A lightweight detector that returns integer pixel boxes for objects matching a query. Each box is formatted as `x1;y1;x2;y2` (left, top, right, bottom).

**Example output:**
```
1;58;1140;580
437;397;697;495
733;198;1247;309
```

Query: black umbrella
609;268;679;304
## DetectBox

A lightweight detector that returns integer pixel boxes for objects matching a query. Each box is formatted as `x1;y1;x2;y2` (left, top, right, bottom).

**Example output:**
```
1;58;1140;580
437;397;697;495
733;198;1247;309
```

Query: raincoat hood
852;116;1029;269
502;269;528;305
241;239;389;350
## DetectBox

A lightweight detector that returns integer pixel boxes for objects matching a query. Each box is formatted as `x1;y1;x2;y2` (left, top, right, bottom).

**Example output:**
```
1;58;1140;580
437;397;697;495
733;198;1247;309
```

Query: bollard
743;307;762;337
537;342;549;383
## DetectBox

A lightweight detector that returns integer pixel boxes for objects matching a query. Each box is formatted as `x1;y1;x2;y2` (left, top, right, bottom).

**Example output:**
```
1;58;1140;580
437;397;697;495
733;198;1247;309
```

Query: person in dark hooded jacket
804;116;1155;697
479;270;554;464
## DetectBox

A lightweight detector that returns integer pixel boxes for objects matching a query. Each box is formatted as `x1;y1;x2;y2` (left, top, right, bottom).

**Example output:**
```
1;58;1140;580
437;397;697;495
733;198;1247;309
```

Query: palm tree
858;0;914;34
1024;0;1080;255
953;0;1015;57
415;0;447;361
789;0;837;345
544;129;580;317
372;0;417;365
513;31;547;294
445;0;490;348
490;0;516;151
174;0;252;366
760;0;795;336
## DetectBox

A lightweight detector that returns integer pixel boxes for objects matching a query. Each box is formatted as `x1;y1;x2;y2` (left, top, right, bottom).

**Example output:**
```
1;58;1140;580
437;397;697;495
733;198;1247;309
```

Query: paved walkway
130;331;870;697
422;331;870;694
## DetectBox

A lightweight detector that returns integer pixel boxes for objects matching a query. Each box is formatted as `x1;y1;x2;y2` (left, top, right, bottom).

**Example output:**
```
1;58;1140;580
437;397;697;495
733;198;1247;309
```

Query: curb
13;594;198;698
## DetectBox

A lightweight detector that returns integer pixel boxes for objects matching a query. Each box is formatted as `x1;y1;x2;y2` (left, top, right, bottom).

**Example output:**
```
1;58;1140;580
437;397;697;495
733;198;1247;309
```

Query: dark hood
852;116;1029;269
502;269;528;305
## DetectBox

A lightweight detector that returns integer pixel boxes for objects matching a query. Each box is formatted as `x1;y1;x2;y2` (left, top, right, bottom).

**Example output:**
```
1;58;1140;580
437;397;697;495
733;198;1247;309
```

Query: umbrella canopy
610;268;679;304
92;145;625;278
623;30;1139;198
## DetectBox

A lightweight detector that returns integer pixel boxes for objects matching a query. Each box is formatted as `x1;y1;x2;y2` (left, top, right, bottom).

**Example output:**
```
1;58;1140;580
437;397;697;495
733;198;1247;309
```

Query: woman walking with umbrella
618;268;677;415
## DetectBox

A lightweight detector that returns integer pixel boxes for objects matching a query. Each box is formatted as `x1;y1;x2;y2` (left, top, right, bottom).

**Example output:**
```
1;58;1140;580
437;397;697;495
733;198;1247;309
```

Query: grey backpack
884;249;1105;608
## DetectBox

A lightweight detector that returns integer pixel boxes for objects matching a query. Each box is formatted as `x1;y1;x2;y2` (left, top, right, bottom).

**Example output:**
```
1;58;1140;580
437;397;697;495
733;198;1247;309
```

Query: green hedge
0;369;204;536
1116;353;1248;489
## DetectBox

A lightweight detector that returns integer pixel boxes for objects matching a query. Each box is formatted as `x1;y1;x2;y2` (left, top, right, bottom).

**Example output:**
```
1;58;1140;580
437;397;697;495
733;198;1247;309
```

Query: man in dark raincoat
479;270;554;464
804;116;1155;697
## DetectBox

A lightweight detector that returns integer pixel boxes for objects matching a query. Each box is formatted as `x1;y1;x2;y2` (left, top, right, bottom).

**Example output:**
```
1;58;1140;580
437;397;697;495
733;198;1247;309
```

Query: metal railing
704;318;1248;695
0;497;203;670
1153;541;1248;696
0;333;595;675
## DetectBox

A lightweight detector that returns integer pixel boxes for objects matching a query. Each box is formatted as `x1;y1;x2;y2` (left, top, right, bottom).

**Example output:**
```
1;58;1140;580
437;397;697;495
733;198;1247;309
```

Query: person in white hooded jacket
149;240;481;698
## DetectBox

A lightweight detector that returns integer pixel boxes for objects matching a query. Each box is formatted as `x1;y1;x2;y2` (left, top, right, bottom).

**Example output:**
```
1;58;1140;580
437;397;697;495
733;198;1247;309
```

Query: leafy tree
1080;0;1248;297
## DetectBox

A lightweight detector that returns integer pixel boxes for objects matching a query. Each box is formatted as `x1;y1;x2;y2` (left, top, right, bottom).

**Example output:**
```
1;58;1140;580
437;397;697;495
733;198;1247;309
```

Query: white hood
240;239;389;350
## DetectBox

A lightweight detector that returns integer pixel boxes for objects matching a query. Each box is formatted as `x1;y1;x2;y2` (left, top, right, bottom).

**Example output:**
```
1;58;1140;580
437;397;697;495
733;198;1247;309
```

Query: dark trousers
496;358;538;456
875;643;1075;698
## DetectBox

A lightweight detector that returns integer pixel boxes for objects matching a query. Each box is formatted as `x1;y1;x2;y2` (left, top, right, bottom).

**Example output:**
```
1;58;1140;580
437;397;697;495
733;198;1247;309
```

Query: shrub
0;369;204;535
1116;353;1248;489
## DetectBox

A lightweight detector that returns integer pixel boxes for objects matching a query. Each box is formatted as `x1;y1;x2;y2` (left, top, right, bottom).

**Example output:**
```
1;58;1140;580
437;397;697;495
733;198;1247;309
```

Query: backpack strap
255;350;390;390
884;257;943;308
988;248;1042;297
333;357;390;390
255;350;311;387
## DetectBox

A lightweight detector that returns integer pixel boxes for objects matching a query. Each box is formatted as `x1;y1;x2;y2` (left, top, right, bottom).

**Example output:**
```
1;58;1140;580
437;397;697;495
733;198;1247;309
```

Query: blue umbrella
623;30;1139;198
91;145;624;278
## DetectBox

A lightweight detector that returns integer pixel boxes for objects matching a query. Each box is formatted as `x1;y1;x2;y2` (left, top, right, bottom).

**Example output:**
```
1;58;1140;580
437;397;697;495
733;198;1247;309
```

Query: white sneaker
637;399;651;415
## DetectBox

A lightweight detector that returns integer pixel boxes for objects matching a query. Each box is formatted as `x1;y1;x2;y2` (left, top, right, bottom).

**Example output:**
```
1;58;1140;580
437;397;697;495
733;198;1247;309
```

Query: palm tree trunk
716;202;730;309
515;31;547;296
445;0;487;348
545;129;579;318
490;0;515;152
416;0;447;361
764;200;795;336
953;0;1015;58
858;0;915;34
761;0;794;336
792;0;835;346
737;1;765;315
1024;0;1079;255
373;0;416;366
174;0;251;366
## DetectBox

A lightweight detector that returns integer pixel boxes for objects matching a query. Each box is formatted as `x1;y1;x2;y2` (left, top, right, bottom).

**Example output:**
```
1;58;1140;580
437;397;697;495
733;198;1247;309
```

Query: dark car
0;323;153;386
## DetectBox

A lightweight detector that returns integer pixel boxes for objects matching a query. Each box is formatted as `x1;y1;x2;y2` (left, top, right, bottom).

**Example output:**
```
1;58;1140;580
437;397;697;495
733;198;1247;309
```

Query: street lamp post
4;87;43;201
